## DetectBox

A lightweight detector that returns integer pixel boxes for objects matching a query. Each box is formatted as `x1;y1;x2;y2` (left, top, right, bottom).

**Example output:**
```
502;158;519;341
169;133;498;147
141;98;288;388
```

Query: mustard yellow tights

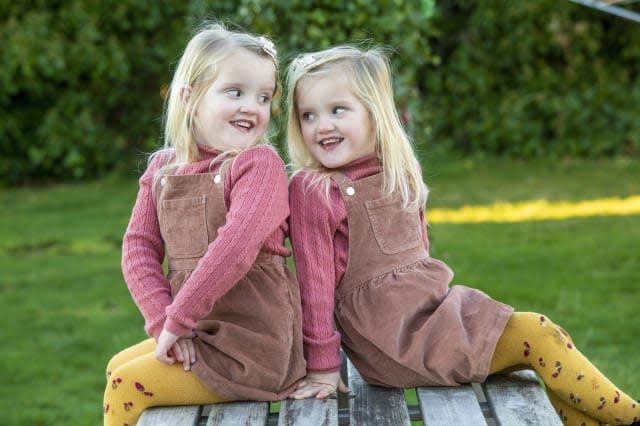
490;312;638;426
103;339;225;426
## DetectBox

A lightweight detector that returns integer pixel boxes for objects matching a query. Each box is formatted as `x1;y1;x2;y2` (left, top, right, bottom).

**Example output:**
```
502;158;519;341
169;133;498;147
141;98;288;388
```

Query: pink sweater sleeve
289;173;342;373
121;155;173;340
164;147;290;336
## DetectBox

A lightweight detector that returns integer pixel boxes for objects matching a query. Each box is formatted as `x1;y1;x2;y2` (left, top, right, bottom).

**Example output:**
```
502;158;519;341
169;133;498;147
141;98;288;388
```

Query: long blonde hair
153;21;278;177
286;45;427;211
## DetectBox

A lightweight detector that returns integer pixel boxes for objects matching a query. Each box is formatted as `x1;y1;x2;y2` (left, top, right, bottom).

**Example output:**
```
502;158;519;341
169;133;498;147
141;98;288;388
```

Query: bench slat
277;398;339;426
347;360;411;426
205;401;269;426
136;365;562;425
417;384;488;426
484;370;562;426
137;405;201;426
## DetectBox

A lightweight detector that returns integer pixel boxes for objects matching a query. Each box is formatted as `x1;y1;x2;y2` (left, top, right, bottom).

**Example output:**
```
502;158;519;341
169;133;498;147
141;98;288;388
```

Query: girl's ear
180;86;193;106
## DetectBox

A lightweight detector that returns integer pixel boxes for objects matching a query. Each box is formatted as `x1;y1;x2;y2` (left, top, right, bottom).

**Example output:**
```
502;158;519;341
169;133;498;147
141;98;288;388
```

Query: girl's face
193;50;276;151
296;73;375;169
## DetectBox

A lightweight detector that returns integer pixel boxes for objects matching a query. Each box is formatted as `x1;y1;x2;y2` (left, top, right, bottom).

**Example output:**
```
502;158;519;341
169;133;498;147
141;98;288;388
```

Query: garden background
1;1;639;424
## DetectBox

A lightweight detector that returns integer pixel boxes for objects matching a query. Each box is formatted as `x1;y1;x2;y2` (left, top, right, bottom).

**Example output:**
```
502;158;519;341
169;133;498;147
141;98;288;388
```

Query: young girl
285;45;638;426
103;23;306;426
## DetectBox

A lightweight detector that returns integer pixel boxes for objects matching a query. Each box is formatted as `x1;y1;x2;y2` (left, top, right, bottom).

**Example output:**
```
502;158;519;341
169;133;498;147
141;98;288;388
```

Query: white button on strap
345;186;355;196
213;174;221;184
160;177;167;186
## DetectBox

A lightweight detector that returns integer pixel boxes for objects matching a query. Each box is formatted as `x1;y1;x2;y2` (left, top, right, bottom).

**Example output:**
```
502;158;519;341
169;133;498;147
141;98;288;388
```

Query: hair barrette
298;54;317;68
259;36;277;60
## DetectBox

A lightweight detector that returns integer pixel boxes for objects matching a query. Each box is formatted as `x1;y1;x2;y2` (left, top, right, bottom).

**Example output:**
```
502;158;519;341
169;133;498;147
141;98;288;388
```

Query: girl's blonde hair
153;21;278;177
286;45;427;211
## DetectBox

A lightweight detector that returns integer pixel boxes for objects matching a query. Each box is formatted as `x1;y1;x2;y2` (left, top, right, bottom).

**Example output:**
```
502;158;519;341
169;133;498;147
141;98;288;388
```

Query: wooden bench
138;356;561;425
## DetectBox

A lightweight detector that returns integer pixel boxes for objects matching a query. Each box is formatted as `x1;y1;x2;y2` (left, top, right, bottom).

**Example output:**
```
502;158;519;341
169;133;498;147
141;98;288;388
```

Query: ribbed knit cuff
145;317;165;342
163;317;192;337
304;333;342;372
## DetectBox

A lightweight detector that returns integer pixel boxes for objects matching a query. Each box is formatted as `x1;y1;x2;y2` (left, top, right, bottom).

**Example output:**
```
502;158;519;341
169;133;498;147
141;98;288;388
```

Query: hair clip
297;54;317;68
259;36;277;60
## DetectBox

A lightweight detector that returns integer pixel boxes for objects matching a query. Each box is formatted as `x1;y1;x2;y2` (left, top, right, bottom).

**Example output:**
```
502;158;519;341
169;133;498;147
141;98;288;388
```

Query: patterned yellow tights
103;339;225;426
490;312;638;426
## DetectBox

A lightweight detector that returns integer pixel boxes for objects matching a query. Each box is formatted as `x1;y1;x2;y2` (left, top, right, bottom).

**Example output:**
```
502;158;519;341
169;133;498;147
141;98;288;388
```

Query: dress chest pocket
365;193;422;255
160;196;208;258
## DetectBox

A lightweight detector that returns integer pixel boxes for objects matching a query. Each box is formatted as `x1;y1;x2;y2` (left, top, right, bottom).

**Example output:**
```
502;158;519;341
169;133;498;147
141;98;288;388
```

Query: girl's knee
510;312;566;338
106;339;156;377
106;352;123;378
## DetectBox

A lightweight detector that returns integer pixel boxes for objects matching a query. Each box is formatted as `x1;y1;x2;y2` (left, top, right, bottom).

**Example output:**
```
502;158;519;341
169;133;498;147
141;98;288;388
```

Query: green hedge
2;0;638;185
424;0;640;157
0;1;190;184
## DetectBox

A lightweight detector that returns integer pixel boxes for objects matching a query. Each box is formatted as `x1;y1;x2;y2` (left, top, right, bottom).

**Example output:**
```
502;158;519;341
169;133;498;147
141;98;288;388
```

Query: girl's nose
239;100;258;114
317;116;335;133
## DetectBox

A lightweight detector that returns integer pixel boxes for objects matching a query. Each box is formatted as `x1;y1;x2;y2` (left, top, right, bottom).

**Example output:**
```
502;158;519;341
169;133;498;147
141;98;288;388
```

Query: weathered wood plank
137;365;563;426
417;384;488;426
484;370;562;426
277;397;339;426
137;405;201;426
347;359;411;426
204;401;269;426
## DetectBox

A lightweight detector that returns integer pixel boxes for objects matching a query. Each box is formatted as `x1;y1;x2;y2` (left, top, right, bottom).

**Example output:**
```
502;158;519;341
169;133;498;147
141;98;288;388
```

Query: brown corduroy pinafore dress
332;172;514;388
155;170;306;401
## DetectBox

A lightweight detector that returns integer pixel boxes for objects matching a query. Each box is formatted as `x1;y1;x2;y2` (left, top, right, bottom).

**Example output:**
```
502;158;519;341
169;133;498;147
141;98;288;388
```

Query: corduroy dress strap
330;171;428;298
156;172;225;272
155;168;276;271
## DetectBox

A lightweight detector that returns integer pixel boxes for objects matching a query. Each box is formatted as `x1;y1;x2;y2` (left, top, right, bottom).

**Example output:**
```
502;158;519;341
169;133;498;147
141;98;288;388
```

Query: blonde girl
103;22;305;426
285;45;638;426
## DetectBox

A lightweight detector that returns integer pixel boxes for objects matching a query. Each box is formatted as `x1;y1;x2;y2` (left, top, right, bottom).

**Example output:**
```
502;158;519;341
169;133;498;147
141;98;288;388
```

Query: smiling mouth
318;137;342;147
232;120;254;131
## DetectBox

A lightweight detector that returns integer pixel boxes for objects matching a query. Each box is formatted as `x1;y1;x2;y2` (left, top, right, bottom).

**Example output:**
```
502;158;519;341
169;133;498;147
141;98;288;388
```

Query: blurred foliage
1;0;639;186
0;0;190;185
425;0;640;157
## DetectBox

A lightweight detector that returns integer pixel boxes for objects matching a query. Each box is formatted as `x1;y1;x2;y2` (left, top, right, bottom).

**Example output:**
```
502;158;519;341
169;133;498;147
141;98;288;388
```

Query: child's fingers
337;379;350;394
155;349;175;364
314;387;334;399
185;338;196;364
290;382;336;400
172;343;185;363
289;384;317;399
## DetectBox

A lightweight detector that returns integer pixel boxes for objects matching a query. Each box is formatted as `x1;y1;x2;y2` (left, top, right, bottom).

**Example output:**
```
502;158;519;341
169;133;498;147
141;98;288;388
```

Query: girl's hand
289;371;350;400
170;335;197;371
155;329;180;364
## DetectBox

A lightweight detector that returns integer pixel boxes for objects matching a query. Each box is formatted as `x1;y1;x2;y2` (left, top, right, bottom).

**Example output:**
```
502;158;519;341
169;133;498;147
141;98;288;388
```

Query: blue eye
333;106;345;115
301;112;315;121
227;89;241;97
258;94;271;104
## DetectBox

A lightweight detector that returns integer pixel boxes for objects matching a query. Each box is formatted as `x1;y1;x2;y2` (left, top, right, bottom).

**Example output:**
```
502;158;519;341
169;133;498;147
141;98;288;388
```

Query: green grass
1;156;639;425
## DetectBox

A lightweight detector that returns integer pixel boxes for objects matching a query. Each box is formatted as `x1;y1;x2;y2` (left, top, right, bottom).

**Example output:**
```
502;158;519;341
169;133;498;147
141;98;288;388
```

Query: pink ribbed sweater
288;154;429;373
122;144;291;340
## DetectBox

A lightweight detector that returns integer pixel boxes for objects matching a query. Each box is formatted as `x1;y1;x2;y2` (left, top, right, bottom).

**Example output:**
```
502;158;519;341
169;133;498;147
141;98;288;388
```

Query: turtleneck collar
196;143;223;158
337;153;382;181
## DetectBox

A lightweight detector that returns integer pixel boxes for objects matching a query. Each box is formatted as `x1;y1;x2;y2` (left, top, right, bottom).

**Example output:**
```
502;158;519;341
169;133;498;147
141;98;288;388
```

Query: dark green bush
424;0;640;157
0;0;190;185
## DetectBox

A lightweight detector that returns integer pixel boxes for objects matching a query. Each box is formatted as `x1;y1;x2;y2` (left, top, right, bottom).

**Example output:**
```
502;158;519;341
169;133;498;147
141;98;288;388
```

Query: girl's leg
490;312;638;426
103;345;226;426
548;391;602;426
105;338;156;379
